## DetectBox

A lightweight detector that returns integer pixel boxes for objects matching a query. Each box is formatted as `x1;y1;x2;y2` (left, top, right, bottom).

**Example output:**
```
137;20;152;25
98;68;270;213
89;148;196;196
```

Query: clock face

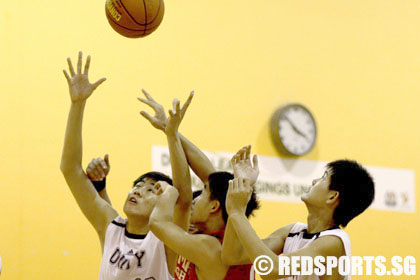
270;104;317;156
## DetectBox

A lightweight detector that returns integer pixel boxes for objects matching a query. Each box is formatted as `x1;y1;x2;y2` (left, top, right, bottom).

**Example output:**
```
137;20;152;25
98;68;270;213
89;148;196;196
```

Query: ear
327;190;340;205
209;199;220;214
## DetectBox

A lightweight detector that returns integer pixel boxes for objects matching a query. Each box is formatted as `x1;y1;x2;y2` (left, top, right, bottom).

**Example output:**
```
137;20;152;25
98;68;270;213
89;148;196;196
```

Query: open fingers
137;97;156;110
168;108;175;117
63;70;71;84
140;111;154;122
240;147;247;161
231;153;239;165
180;91;194;117
175;99;181;115
84;55;91;75
77;51;82;74
252;155;259;170
67;57;75;76
172;98;180;115
93;78;107;90
142;88;156;101
245;145;251;161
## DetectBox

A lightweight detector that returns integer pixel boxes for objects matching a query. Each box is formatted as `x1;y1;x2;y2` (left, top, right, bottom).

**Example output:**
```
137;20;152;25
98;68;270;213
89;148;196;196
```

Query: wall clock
270;103;317;156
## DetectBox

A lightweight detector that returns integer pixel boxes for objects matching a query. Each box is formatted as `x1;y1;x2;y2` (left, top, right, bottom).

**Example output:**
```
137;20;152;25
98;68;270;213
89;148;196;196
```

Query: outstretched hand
138;89;168;131
231;145;259;186
226;177;253;216
63;51;106;103
138;89;194;134
165;92;194;135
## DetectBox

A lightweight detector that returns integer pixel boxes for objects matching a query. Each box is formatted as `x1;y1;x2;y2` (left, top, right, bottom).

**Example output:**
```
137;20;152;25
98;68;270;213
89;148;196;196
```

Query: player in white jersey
280;222;351;280
60;52;193;280
222;147;375;280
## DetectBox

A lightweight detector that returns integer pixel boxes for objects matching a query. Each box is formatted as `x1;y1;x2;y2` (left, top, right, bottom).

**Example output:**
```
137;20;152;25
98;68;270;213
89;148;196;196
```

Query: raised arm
150;182;227;279
222;145;260;265
164;95;194;229
60;52;117;247
138;90;215;184
226;178;344;280
178;134;215;184
222;149;293;265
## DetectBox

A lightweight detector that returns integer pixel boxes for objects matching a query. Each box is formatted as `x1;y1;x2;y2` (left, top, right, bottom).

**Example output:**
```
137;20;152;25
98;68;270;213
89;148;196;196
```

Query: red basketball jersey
174;230;252;280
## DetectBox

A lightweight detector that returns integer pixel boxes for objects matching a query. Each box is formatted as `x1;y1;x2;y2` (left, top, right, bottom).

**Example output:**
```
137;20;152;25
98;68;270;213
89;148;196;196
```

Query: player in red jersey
138;92;260;280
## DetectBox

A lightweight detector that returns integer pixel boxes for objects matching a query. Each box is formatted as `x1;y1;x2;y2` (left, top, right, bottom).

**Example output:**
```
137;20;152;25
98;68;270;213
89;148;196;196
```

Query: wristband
92;178;106;192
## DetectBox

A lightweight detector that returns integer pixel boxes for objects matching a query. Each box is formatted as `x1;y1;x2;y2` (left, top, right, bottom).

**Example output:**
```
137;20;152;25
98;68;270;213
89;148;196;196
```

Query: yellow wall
0;0;419;279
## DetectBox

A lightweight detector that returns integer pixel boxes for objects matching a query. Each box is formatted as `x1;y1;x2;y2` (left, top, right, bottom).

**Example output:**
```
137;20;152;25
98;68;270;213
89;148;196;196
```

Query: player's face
123;177;161;217
301;169;333;206
190;183;212;224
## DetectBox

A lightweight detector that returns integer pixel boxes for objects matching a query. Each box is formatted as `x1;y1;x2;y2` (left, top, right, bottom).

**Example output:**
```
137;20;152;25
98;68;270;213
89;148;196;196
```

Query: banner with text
152;146;416;213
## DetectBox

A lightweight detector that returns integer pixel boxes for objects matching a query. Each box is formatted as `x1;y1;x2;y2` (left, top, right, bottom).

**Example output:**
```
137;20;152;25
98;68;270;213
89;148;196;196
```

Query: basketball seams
106;13;157;32
142;0;147;36
118;0;161;26
149;0;162;24
119;0;146;26
106;0;163;37
106;12;158;34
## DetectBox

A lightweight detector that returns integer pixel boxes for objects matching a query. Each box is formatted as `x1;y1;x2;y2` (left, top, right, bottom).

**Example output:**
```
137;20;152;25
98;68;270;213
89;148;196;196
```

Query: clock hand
283;115;309;140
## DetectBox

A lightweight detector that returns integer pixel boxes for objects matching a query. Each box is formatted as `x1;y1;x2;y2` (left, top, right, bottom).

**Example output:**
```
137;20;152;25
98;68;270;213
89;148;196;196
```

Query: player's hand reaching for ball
226;178;253;216
63;51;106;103
165;92;194;136
138;89;168;131
138;90;194;134
231;145;259;186
86;154;110;181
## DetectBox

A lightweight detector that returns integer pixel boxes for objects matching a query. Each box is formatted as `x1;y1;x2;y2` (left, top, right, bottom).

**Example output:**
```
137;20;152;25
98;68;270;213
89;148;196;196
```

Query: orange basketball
105;0;164;38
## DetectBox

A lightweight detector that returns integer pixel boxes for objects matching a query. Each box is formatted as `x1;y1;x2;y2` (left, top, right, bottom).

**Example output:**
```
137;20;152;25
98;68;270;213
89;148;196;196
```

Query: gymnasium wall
0;0;418;279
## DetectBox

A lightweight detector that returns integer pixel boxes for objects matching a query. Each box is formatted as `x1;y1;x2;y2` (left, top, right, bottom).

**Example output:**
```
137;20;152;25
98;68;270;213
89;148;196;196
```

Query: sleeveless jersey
174;230;253;280
283;223;351;280
99;216;173;280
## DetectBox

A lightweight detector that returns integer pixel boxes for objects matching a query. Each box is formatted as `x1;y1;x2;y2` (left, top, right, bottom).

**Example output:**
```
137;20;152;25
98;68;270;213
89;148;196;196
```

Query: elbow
60;160;71;175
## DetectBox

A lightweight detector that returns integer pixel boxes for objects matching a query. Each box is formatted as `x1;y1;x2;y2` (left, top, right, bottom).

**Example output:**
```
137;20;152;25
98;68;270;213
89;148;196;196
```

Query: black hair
327;160;375;227
133;171;172;187
208;171;260;224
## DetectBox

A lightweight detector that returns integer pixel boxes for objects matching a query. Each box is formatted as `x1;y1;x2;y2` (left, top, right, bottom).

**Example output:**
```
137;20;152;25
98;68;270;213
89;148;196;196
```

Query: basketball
105;0;164;38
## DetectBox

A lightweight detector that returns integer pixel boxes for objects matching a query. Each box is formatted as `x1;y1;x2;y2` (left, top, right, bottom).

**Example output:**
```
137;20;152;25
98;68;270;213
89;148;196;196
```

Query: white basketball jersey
99;216;173;280
283;223;351;280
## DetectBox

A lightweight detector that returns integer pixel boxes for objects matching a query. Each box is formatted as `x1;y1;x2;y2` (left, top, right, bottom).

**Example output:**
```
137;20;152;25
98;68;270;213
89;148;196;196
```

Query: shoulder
320;228;350;242
318;228;351;256
311;234;346;258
